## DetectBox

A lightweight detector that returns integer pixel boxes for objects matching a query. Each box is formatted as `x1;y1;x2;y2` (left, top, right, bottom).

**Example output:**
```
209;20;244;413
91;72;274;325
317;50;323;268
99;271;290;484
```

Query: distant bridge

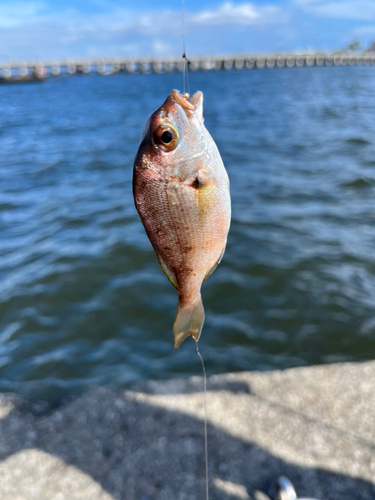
0;53;374;81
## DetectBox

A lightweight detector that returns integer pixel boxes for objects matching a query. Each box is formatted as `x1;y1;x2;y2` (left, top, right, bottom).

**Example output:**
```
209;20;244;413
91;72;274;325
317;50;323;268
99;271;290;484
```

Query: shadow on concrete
0;386;374;500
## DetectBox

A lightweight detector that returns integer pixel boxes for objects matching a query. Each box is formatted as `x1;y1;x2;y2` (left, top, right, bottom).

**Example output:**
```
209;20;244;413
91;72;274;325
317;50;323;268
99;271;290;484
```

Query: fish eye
161;130;173;144
153;124;179;152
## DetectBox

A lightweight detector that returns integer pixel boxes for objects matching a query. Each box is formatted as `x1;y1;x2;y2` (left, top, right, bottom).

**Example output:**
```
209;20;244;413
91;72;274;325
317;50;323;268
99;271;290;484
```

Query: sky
0;0;375;62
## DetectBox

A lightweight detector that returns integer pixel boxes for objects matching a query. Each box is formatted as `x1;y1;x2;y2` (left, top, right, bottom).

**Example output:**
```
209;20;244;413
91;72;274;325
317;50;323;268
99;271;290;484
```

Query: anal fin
158;254;178;289
204;246;226;282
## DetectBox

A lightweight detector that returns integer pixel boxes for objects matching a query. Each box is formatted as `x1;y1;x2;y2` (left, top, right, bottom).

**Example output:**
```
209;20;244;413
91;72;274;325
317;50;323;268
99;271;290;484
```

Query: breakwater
0;361;374;499
1;52;375;79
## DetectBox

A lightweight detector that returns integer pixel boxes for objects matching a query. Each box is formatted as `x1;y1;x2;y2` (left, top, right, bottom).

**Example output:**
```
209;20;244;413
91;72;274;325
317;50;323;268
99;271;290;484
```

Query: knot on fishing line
182;53;191;65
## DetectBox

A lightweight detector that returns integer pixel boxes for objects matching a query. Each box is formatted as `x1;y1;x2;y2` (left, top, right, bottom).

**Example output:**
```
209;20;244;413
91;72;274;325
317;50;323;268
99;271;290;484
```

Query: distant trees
346;40;361;52
343;39;375;53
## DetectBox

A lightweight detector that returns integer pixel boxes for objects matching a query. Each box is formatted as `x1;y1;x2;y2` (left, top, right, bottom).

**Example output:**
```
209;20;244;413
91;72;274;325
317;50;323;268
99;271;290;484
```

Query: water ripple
1;68;375;399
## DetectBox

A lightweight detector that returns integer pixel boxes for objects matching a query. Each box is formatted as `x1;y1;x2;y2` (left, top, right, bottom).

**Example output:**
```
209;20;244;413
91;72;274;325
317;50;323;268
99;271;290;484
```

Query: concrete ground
0;360;374;500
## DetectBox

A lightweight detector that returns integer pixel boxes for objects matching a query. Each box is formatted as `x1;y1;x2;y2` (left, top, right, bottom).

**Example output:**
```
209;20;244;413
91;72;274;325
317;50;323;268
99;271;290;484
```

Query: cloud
352;25;375;36
0;2;287;35
294;0;375;20
117;2;288;37
152;40;171;56
349;25;375;47
0;2;289;61
0;1;47;28
190;2;288;27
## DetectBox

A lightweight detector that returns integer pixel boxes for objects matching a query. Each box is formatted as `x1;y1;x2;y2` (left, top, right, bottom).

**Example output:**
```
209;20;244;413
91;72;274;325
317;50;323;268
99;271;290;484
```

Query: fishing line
195;340;209;500
181;0;191;96
182;2;206;497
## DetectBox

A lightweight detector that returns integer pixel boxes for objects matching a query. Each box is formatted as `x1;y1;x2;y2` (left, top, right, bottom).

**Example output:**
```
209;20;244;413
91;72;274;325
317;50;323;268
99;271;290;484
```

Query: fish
133;89;231;349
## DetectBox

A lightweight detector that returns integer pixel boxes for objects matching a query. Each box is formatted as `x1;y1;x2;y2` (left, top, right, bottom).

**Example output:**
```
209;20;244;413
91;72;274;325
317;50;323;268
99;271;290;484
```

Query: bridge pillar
234;59;245;70
32;66;46;78
164;62;175;72
153;62;164;73
306;56;315;67
296;57;305;67
246;58;256;69
286;57;295;67
125;63;138;74
140;62;152;74
77;64;90;74
201;60;213;71
333;56;341;66
214;60;222;71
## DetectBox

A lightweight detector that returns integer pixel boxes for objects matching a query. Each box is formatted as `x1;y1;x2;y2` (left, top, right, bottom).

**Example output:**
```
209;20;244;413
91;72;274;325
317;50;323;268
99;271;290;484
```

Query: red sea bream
133;90;231;348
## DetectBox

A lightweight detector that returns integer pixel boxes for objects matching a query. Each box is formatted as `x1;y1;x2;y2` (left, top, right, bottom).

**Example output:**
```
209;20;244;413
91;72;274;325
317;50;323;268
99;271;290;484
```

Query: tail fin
173;296;205;349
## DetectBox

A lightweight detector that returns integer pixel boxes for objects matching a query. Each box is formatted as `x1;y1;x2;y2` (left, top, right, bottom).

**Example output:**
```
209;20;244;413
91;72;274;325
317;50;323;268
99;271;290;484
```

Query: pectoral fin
204;246;226;282
157;254;178;289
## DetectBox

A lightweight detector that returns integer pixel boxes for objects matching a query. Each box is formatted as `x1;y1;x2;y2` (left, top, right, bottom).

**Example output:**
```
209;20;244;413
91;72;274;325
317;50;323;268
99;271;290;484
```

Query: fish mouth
148;89;203;140
162;89;203;117
170;89;195;112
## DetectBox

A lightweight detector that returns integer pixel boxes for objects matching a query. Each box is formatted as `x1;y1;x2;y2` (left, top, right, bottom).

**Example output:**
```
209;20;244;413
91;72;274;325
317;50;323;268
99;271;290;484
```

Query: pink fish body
133;90;231;348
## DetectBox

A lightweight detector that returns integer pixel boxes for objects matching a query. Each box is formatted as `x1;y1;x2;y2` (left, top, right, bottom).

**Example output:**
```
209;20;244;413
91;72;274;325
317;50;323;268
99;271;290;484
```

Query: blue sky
1;0;375;61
